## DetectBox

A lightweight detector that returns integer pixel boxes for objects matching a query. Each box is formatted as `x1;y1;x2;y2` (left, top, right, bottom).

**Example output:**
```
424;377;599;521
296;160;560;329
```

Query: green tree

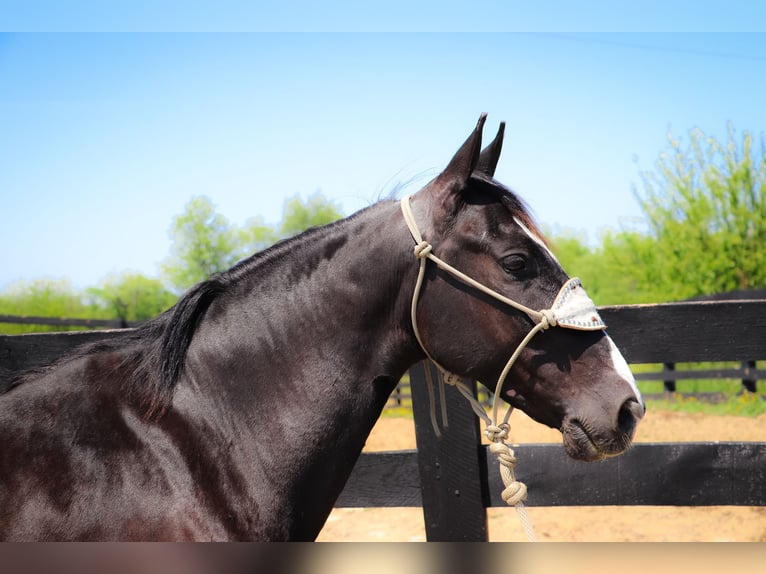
239;215;279;254
163;193;345;292
278;192;344;237
549;231;604;302
548;230;634;305
610;126;766;302
87;272;177;324
162;196;244;292
597;230;672;303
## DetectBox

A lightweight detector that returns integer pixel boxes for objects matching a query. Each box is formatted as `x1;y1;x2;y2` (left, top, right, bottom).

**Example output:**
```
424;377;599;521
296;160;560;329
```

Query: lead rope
401;196;549;542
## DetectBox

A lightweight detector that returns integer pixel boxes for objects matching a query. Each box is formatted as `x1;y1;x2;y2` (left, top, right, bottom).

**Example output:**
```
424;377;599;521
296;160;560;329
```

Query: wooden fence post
741;360;757;393
409;361;488;541
663;362;676;393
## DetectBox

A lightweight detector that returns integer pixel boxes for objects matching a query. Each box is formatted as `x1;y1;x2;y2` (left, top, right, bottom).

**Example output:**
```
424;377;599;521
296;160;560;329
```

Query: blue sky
1;6;765;289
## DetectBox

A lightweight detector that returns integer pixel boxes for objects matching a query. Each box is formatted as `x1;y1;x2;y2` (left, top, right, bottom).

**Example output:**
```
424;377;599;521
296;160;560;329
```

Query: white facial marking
513;216;560;264
607;336;644;407
513;216;643;409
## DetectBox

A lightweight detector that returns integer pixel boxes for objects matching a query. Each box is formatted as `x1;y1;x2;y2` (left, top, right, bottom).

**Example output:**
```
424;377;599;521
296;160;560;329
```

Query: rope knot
485;423;510;443
488;440;517;465
538;308;558;330
488;441;528;505
501;480;528;506
441;371;462;386
413;241;433;259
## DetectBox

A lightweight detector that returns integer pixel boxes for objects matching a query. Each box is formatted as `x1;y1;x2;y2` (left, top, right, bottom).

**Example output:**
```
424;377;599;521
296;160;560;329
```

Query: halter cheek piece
401;195;605;534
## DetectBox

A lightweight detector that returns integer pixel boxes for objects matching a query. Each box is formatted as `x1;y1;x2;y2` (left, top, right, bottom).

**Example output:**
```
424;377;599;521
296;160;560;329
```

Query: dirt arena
317;409;766;542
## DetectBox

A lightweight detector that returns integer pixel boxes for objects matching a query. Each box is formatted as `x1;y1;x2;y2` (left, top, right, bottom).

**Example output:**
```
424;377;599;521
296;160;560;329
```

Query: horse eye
502;254;527;273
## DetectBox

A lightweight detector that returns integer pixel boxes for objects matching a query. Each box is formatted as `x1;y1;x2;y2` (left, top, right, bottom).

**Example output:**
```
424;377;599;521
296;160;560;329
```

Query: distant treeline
1;193;344;334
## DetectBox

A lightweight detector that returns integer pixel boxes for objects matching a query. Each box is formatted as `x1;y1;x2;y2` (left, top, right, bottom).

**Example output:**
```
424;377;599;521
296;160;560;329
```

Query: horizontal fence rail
635;360;765;396
599;300;766;363
336;442;766;508
4;302;764;397
1;299;765;541
633;364;766;382
0;330;127;383
0;314;139;329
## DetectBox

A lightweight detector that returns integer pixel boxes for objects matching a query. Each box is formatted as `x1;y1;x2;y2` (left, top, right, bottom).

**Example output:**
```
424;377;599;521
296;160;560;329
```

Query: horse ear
433;113;487;192
475;121;505;178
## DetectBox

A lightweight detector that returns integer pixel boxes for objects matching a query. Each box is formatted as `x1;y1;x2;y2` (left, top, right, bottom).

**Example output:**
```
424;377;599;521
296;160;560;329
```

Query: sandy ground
317;409;766;542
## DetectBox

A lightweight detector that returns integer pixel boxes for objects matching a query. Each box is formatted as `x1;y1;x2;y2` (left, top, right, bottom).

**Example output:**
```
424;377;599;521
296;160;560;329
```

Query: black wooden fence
3;313;761;401
1;299;765;541
0;314;137;330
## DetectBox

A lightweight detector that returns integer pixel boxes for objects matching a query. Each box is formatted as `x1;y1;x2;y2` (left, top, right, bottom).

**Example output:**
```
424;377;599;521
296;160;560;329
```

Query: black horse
0;115;643;540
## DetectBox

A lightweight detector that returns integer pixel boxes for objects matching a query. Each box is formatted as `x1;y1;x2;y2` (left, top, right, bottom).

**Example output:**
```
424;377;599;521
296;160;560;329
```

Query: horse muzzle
561;397;645;462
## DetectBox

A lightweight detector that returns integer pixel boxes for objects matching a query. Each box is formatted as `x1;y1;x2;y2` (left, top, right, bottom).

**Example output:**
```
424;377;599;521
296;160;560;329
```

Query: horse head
405;114;644;462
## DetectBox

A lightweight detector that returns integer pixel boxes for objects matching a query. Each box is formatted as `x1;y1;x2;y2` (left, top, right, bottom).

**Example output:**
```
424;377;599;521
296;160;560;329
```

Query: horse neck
179;200;422;539
218;200;420;375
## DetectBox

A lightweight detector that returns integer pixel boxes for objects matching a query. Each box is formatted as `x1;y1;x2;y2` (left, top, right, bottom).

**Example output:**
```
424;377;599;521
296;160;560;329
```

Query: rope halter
400;195;607;540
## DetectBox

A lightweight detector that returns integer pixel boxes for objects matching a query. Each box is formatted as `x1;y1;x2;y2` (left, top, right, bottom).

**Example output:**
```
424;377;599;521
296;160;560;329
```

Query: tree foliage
161;196;245;292
546;231;632;305
87;272;177;323
0;279;103;333
0;275;177;333
162;193;344;292
278;192;344;237
613;126;766;301
1;191;343;329
552;125;766;304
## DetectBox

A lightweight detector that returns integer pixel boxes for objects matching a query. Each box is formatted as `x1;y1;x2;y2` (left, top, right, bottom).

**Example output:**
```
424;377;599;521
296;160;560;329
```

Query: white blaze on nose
607;336;644;407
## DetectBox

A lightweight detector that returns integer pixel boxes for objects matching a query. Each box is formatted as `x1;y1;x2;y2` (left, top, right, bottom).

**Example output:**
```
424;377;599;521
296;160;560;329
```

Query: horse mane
156;276;226;394
3;210;374;416
148;211;376;405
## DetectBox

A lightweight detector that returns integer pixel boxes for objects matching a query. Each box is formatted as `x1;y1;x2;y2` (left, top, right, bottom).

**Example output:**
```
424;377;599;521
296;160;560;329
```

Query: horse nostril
617;398;644;437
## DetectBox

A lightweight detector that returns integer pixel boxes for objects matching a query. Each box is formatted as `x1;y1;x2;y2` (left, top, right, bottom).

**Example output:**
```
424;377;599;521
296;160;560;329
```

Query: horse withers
0;114;643;540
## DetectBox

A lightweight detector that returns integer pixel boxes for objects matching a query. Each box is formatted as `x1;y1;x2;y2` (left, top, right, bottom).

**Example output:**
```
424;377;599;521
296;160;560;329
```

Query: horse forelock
469;174;550;248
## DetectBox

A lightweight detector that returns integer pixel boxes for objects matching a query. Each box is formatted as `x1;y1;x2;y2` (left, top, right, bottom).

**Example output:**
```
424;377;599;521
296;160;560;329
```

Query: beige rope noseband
400;195;607;541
